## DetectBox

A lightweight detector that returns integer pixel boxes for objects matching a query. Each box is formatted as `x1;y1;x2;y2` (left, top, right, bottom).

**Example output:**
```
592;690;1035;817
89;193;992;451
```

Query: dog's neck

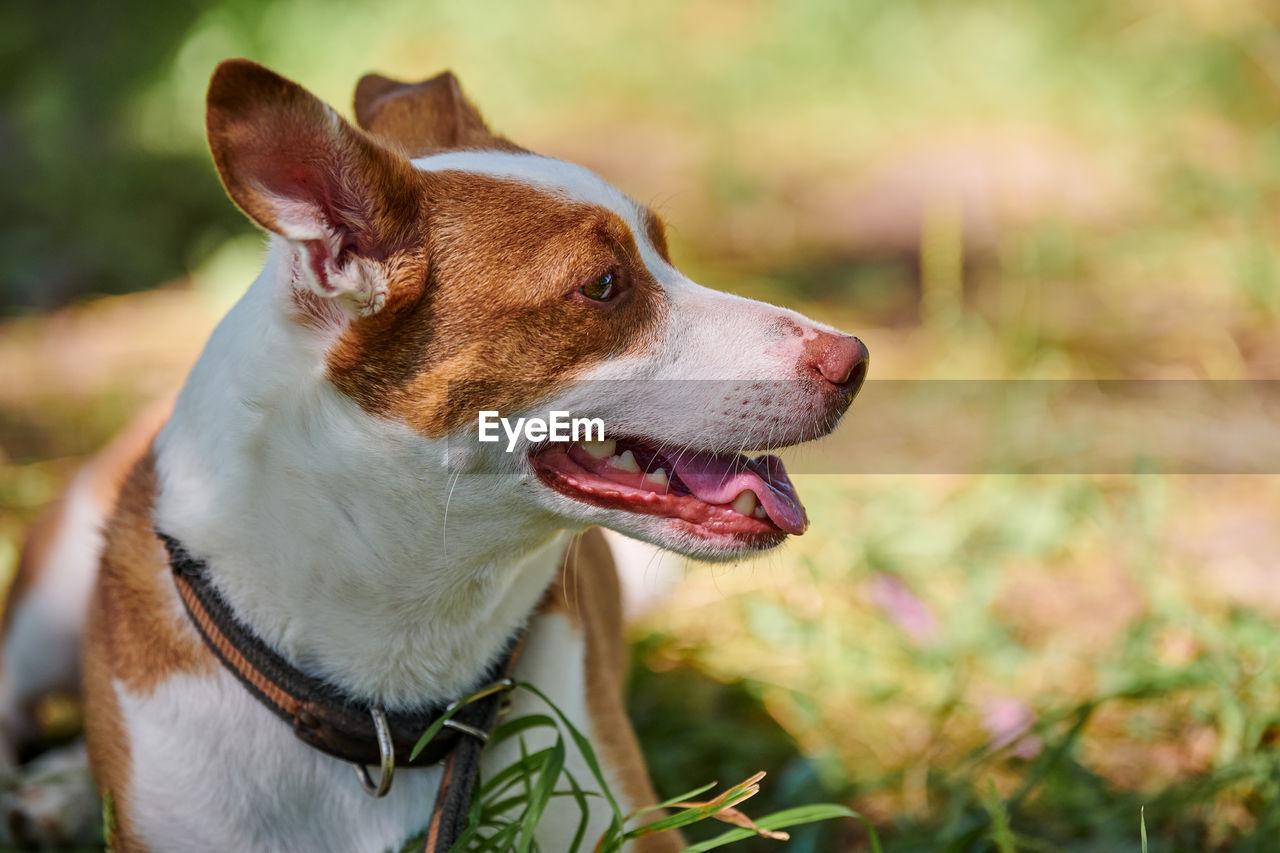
152;246;567;711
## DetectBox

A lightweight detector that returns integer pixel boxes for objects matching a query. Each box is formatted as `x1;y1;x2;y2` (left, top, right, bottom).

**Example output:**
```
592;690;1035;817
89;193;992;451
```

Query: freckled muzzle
524;331;868;548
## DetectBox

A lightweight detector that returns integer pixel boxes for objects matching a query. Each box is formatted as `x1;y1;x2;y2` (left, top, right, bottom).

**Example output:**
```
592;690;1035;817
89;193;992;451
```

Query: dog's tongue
670;452;808;535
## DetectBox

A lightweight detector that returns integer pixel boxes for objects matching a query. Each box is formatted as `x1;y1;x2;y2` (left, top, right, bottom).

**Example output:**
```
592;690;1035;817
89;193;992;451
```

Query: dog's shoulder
90;451;215;694
83;447;216;851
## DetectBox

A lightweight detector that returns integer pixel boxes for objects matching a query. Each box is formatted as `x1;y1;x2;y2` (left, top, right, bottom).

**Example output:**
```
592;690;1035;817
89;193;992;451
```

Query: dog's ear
353;71;514;156
207;59;426;316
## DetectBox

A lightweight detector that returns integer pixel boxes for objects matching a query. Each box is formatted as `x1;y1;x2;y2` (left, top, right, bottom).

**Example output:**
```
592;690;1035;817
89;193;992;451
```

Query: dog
0;59;868;851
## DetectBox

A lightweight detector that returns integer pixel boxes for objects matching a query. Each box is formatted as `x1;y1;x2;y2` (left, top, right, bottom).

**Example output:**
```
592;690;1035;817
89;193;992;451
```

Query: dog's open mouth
531;437;807;540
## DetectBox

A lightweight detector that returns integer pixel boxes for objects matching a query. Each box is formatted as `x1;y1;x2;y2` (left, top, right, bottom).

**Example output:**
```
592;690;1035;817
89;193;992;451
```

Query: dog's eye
580;271;616;302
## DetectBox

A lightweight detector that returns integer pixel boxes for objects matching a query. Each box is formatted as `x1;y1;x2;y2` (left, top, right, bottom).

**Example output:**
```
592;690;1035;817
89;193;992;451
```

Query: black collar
158;531;522;848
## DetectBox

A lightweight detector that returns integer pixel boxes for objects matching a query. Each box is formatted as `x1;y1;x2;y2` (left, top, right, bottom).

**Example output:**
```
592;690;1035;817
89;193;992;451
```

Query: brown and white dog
0;60;868;851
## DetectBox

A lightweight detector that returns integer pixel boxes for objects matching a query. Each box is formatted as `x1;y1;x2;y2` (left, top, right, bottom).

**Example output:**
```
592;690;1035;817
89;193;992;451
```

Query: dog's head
205;60;867;560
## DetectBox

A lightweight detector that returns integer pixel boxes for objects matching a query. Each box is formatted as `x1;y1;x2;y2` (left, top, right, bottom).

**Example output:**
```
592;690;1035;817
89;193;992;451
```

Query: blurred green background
3;0;1280;850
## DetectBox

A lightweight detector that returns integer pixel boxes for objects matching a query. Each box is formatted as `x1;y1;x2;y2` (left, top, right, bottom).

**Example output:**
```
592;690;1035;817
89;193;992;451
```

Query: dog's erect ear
353;71;513;157
207;59;426;315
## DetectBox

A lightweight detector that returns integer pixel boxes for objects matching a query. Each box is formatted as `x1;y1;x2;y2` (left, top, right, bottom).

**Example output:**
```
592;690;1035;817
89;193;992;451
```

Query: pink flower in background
982;697;1043;759
870;573;938;644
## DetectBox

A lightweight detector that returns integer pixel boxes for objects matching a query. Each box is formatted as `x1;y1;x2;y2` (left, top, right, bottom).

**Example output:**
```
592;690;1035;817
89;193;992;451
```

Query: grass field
3;1;1280;849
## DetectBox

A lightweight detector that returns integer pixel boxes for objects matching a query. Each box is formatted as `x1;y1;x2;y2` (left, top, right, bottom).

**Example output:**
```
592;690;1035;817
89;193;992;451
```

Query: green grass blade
441;682;866;852
488;713;560;746
677;804;877;853
624;775;764;838
1141;806;1148;853
513;681;626;841
102;792;117;852
981;781;1017;853
467;820;523;852
481;787;595;820
477;743;557;800
626;781;721;819
512;683;621;811
410;679;516;761
518;738;534;810
517;734;566;853
562;767;591;853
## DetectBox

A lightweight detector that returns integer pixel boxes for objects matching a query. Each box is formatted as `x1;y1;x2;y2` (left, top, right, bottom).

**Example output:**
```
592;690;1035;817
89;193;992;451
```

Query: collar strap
158;532;520;773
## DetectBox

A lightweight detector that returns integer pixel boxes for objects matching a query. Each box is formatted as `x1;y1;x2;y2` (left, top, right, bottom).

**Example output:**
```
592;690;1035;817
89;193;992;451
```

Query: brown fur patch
353;71;520;157
326;172;666;436
542;530;684;851
83;598;139;851
641;207;672;265
88;453;214;695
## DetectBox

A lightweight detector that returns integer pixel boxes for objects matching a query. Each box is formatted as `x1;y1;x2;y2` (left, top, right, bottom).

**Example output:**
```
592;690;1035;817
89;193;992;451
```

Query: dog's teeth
580;439;616;459
608;450;641;473
732;490;759;516
753;505;768;520
645;468;669;488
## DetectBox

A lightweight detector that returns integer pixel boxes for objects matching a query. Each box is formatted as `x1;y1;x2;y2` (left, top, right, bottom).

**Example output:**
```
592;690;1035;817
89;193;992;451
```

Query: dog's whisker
442;467;464;560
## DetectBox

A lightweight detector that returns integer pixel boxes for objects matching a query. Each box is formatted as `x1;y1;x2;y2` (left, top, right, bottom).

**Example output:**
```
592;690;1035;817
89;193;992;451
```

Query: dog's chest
113;609;610;852
117;667;446;852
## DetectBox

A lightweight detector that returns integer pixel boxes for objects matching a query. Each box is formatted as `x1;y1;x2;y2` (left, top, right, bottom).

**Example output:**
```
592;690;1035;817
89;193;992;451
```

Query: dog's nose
813;333;870;399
